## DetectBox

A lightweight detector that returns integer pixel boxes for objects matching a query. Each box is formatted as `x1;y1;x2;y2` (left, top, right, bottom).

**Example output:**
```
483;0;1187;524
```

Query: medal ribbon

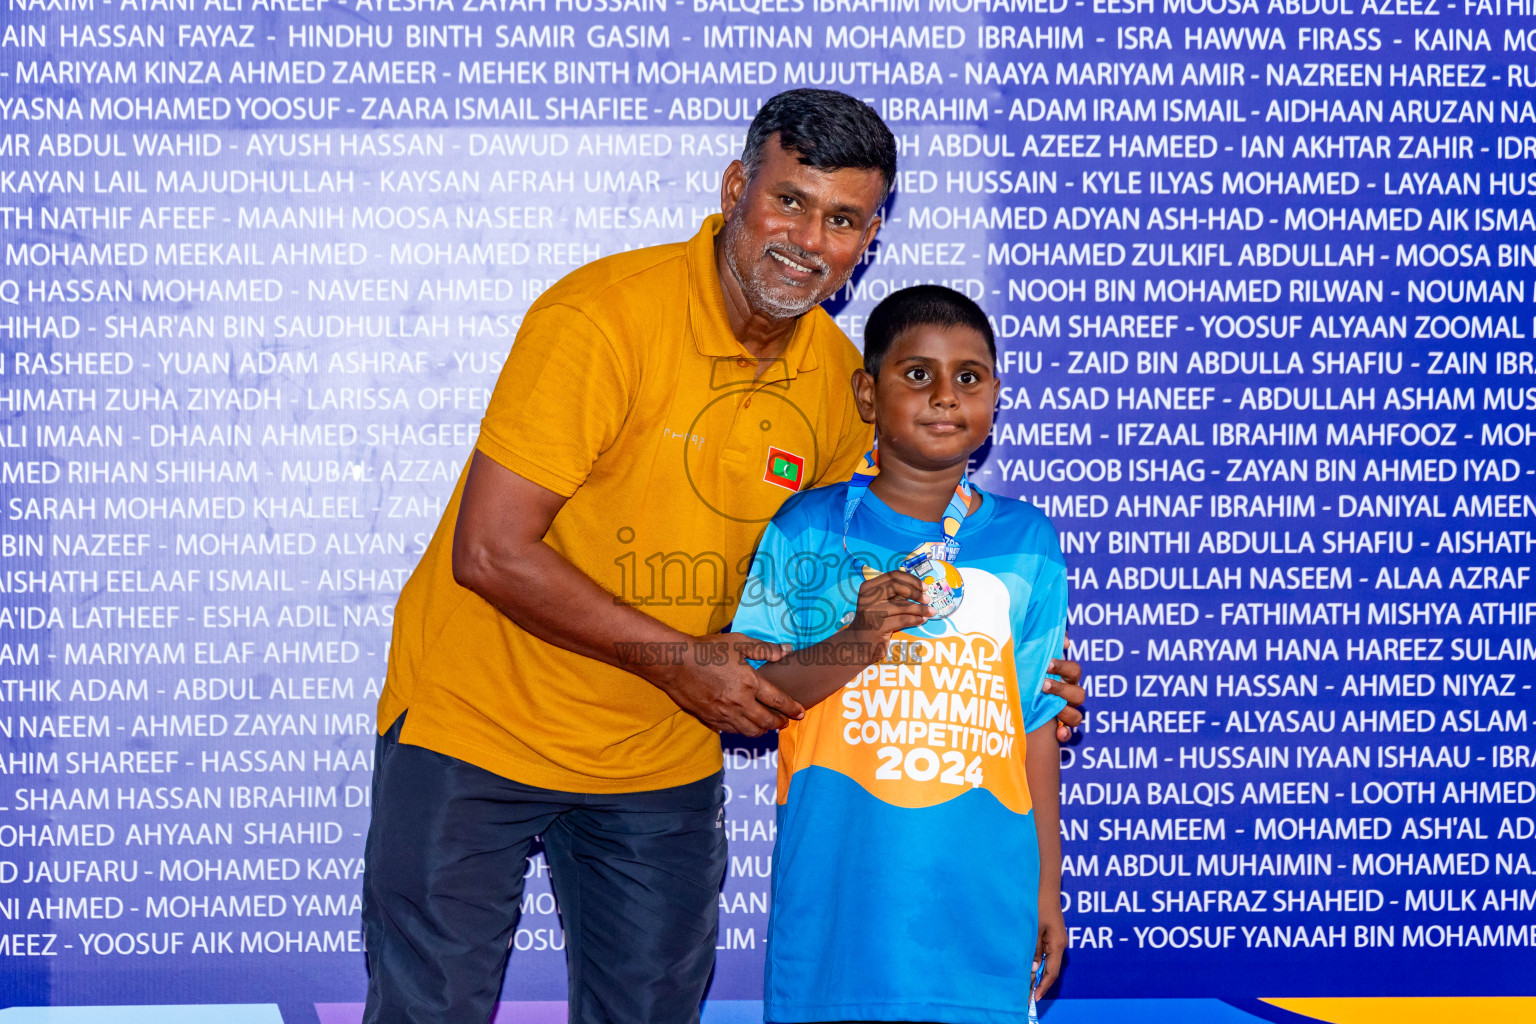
841;442;972;581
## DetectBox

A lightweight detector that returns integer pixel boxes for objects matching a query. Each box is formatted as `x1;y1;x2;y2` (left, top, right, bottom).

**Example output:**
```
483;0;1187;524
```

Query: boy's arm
757;570;930;708
1026;722;1066;1000
1015;535;1070;739
1011;516;1069;998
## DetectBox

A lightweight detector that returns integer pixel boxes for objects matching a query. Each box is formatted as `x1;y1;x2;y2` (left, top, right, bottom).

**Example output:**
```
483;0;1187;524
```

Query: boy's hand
653;634;803;737
840;571;931;663
1033;904;1068;1002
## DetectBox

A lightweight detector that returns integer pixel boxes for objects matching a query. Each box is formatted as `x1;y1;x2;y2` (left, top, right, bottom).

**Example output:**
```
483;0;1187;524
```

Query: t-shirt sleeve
475;303;632;498
733;505;850;668
733;517;803;660
1015;515;1070;734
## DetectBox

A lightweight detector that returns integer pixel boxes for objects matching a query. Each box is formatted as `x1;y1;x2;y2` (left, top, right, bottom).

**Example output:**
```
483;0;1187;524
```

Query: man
362;89;1085;1024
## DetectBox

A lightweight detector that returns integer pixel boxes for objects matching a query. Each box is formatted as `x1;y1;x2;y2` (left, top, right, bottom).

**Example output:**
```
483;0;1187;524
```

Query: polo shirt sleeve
475;303;632;499
816;396;875;488
1014;515;1069;734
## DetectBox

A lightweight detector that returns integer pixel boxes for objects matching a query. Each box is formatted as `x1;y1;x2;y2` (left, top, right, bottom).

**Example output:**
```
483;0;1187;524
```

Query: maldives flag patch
763;447;805;491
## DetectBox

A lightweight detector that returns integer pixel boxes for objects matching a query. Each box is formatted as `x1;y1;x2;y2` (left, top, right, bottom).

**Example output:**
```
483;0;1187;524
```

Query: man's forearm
449;449;701;685
456;528;694;686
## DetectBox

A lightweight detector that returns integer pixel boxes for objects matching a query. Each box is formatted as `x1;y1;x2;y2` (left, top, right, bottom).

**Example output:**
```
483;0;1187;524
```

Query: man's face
717;135;887;321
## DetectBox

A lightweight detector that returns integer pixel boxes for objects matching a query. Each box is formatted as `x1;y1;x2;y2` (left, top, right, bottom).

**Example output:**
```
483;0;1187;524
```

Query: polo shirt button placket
735;359;752;410
726;387;755;452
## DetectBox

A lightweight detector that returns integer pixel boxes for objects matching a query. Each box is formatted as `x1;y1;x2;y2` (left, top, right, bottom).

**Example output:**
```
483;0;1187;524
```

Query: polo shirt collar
687;213;821;378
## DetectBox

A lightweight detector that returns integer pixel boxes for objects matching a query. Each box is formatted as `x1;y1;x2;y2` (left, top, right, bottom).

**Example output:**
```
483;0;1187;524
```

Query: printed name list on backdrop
1;0;1535;1018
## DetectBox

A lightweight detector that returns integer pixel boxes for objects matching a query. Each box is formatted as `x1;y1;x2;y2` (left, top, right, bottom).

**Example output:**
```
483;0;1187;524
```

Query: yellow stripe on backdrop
1263;997;1536;1024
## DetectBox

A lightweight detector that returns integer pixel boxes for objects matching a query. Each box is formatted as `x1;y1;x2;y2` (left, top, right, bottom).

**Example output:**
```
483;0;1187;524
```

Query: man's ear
851;368;877;424
856;213;883;260
719;159;748;221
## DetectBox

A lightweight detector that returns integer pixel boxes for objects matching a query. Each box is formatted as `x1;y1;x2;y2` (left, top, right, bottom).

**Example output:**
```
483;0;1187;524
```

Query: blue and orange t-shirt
734;482;1067;1024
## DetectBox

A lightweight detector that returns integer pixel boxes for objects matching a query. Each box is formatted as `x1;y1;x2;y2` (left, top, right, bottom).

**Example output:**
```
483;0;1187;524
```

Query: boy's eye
958;371;980;385
905;367;930;383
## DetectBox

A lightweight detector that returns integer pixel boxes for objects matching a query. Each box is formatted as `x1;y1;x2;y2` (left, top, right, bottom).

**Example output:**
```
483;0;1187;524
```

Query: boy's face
852;324;999;473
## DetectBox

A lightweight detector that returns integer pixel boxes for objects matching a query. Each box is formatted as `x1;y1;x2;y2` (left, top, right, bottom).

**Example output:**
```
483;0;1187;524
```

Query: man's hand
839;570;932;662
1046;638;1085;743
651;634;803;738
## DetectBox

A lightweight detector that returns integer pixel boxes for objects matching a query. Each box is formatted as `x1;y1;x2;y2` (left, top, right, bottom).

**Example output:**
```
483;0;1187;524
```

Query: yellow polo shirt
378;215;873;792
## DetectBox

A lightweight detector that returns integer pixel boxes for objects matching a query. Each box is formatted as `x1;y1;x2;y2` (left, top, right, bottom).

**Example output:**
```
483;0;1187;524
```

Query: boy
734;285;1068;1024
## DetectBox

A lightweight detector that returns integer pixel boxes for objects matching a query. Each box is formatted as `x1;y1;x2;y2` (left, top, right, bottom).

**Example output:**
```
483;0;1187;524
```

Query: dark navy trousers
361;716;728;1024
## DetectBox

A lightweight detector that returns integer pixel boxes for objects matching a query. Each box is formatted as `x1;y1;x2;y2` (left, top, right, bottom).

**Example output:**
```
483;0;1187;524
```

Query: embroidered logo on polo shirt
763;447;804;491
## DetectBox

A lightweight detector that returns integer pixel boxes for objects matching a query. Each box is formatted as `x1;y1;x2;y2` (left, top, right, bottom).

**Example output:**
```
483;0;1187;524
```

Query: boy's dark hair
862;285;997;378
741;89;898;198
